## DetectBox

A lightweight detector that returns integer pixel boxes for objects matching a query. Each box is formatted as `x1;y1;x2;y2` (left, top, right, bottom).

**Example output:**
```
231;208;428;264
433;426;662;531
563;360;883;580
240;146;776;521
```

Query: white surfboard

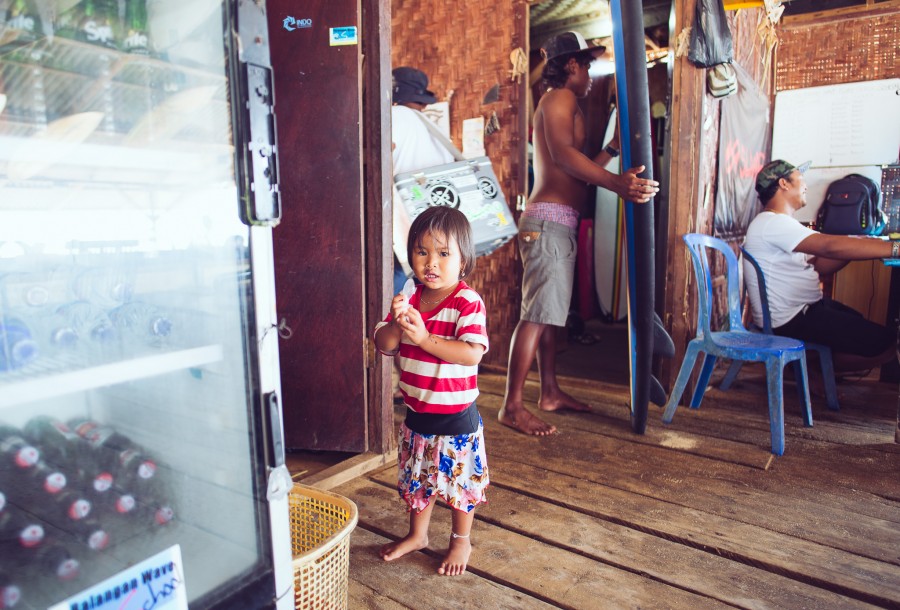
594;108;628;321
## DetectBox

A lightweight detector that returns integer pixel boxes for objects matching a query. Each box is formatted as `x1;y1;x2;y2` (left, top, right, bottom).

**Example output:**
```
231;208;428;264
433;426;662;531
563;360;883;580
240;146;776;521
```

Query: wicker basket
289;483;359;610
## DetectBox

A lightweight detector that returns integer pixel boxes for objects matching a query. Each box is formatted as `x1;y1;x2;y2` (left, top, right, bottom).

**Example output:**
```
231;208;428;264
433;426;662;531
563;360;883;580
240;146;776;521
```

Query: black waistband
404;402;480;436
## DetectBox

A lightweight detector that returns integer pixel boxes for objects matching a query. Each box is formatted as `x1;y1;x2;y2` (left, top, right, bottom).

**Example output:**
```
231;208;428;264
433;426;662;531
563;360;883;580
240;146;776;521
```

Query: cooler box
393;157;517;257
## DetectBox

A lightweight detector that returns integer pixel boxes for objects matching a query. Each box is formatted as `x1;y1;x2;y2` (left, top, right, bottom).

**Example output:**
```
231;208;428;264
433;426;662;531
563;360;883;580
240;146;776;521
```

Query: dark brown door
267;0;366;451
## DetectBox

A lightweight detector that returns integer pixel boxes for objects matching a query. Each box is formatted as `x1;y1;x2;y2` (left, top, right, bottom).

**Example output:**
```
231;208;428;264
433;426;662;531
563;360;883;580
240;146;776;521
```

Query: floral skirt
396;417;490;514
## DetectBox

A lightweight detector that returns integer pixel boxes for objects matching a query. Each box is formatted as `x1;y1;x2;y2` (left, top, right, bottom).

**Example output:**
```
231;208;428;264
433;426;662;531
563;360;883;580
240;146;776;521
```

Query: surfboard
609;0;674;434
594;107;628;322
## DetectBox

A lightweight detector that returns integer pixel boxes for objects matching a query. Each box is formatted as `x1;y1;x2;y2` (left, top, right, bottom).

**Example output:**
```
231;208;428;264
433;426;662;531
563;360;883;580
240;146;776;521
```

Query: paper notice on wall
462;117;485;159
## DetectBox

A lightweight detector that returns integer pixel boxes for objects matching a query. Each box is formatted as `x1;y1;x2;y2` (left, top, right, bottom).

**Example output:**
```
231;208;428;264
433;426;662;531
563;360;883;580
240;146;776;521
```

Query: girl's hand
390;293;411;323
395;306;428;345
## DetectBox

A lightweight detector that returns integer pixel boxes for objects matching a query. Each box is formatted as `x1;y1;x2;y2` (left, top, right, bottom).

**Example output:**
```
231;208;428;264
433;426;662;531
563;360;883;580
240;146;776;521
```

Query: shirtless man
499;31;659;436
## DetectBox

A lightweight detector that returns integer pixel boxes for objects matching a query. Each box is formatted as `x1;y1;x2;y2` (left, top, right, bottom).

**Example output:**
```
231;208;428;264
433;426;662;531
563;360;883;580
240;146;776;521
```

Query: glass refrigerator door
0;0;289;608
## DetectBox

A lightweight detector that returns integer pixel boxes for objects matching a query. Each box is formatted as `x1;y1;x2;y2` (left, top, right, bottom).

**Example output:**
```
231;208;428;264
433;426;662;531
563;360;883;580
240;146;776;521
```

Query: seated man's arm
794;233;893;275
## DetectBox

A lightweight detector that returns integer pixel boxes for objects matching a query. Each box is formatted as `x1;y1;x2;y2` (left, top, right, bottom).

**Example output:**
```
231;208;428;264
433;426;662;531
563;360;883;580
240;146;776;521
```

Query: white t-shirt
391;105;454;176
743;211;822;328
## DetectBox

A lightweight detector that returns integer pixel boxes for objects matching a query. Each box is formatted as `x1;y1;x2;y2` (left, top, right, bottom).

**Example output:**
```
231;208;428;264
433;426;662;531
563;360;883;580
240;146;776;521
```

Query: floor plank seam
485;455;900;561
487;482;900;607
469;512;746;609
350;521;569;609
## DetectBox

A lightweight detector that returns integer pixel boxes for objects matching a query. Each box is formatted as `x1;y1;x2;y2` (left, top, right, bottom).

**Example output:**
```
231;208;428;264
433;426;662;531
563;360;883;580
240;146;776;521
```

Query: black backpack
816;174;886;236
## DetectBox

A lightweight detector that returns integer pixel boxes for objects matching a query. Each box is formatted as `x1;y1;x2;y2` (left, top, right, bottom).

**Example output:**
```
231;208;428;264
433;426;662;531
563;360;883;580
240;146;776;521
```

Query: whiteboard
772;78;900;168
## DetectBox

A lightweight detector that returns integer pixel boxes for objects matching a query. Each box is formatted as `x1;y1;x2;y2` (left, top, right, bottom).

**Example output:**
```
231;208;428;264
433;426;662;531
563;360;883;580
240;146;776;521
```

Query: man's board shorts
774;298;893;357
518;202;579;327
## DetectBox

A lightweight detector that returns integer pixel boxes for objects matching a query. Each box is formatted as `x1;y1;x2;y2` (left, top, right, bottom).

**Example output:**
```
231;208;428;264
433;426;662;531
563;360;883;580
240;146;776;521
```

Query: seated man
743;160;898;373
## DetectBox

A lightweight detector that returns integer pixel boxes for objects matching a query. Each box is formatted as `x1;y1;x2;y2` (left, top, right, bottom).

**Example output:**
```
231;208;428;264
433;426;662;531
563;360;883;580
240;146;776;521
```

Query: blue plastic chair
662;234;813;455
719;247;839;411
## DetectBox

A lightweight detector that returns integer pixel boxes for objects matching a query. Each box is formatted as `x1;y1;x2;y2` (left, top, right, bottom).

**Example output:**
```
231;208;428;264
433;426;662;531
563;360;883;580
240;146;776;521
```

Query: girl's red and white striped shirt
376;281;488;415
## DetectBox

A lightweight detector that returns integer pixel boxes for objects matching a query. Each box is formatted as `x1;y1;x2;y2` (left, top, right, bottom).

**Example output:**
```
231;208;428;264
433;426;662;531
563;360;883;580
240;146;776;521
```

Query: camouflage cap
754;160;811;194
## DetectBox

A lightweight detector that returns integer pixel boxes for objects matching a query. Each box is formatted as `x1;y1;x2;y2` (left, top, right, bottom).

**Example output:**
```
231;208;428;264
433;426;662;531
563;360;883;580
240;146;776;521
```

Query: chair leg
662;343;702;424
719;359;743;391
795;354;813;428
764;357;786;456
690;354;718;408
816;347;840;411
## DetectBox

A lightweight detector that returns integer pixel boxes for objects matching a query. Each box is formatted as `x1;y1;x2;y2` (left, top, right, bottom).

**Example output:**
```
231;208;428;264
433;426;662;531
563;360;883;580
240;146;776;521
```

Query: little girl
373;205;490;577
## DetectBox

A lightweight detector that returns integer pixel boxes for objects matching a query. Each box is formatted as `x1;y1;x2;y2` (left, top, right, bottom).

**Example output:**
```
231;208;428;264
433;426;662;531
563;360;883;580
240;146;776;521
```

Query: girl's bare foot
379;533;428;562
437;535;472;576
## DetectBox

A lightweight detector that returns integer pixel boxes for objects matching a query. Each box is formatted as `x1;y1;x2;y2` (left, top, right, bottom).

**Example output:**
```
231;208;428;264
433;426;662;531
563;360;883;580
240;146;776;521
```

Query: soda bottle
121;0;148;54
76;0;116;48
68;418;158;490
0;570;23;609
28;541;80;582
6;461;67;510
26;489;91;530
22;416;86;470
0;317;38;371
68;516;110;551
0;427;40;476
0;505;45;552
1;0;43;45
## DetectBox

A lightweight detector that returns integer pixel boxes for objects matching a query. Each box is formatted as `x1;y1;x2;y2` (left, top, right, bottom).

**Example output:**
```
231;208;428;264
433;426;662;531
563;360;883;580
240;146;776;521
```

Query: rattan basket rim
290;482;359;566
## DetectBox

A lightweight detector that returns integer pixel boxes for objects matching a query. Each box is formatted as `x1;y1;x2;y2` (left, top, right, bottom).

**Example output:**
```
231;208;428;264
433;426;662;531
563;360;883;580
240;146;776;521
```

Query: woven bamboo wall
776;9;900;91
391;0;528;367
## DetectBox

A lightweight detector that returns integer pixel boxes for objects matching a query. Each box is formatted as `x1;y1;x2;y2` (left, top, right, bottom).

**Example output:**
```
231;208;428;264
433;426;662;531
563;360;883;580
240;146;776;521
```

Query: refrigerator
0;0;294;607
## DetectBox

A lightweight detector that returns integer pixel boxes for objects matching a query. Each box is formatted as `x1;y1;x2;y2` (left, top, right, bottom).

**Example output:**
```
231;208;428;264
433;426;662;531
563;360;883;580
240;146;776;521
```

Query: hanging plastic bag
688;0;734;68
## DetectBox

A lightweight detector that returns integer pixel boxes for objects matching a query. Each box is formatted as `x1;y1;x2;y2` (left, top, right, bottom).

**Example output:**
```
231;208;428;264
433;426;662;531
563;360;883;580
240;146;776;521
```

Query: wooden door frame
362;0;394;455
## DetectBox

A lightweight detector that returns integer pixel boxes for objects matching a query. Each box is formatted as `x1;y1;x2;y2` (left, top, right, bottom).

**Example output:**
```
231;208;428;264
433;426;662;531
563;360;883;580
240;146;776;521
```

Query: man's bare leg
380;496;435;561
833;344;897;374
536;324;592;414
498;320;557;435
438;509;474;576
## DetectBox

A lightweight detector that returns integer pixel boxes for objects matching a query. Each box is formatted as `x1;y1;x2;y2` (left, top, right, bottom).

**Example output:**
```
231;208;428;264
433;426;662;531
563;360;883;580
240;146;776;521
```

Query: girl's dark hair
406;206;476;279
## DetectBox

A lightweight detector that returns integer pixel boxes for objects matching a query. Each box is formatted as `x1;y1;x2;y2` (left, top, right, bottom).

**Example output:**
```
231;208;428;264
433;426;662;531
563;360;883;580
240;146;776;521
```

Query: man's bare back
528;88;592;217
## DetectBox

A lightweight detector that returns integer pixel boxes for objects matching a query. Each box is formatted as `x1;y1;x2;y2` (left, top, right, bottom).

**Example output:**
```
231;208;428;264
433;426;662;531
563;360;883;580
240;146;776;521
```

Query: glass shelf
0;343;223;409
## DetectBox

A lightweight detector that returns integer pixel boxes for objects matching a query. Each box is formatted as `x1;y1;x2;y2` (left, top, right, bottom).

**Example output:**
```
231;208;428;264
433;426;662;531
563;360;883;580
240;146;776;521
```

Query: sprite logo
83;20;113;44
123;30;148;51
6;13;36;33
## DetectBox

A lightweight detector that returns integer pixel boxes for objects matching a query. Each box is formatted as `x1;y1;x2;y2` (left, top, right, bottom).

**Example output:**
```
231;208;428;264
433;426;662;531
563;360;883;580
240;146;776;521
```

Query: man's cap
392;67;437;105
754;159;811;194
540;31;606;63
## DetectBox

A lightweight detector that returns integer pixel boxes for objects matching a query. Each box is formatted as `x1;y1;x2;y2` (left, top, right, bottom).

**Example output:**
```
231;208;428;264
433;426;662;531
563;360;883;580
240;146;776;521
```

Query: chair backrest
682;233;746;339
739;246;773;334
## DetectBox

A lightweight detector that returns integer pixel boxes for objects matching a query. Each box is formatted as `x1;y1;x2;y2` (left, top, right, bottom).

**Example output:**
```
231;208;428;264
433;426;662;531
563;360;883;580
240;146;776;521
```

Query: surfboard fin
653;312;675;358
649;374;667;406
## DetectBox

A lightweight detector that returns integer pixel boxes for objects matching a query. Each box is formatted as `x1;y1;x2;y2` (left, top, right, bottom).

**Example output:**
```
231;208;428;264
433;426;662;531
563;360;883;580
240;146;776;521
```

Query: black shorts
773;299;893;358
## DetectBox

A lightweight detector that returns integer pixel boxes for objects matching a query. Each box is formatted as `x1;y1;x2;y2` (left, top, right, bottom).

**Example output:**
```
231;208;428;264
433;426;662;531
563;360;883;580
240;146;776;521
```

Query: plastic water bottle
0;316;38;371
54;301;117;345
108;301;172;349
72;267;134;309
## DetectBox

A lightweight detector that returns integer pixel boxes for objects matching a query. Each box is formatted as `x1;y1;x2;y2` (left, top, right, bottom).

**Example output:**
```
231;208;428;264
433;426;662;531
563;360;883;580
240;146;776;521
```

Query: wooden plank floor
323;367;900;609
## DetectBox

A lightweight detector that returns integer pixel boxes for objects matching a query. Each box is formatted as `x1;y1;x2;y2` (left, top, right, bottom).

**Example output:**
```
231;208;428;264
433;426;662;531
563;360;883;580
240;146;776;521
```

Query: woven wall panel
776;10;900;91
391;0;527;366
